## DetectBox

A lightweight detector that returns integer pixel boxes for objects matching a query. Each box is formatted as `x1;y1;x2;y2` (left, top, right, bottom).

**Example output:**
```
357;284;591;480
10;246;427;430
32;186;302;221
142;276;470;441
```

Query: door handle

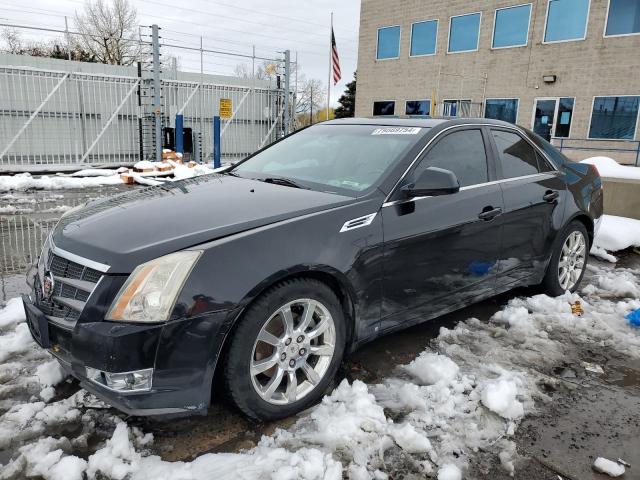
478;207;502;221
543;190;559;202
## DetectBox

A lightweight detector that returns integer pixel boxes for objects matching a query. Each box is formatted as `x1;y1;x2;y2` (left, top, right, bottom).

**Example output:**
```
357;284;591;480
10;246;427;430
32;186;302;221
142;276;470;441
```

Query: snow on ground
0;173;124;192
581;156;640;180
593;215;640;254
0;163;221;192
0;263;639;479
592;457;626;477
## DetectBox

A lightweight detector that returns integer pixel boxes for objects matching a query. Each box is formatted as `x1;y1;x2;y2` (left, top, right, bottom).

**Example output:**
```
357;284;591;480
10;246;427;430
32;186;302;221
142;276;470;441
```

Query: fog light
85;367;153;392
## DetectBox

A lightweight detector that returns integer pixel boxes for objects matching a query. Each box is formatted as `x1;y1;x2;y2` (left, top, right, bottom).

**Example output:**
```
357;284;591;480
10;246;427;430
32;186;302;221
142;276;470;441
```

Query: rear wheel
224;278;346;421
541;221;589;296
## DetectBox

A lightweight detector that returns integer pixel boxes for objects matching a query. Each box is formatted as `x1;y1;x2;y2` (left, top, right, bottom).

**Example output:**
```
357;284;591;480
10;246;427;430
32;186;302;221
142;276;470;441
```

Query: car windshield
231;124;427;195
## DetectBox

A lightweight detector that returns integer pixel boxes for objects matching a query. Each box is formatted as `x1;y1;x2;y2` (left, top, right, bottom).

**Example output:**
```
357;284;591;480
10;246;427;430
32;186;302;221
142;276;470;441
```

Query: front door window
533;98;574;141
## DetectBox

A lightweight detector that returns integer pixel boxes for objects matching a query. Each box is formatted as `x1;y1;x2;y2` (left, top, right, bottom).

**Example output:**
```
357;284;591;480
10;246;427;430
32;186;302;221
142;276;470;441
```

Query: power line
0;5;358;60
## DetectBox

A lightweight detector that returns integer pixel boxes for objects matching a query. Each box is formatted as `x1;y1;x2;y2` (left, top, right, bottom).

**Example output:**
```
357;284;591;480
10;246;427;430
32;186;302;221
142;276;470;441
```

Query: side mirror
401;166;460;197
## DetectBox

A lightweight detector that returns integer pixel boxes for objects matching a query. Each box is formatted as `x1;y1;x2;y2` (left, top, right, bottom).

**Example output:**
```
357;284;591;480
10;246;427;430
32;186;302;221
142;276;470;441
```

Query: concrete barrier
602;177;640;220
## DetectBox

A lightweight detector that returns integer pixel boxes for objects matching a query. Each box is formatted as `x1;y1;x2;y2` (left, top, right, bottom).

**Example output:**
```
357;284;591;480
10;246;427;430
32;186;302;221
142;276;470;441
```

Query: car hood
52;174;355;273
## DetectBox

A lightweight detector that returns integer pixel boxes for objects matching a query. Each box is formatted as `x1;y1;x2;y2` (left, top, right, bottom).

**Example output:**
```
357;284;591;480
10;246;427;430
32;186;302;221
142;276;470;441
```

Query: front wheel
541;221;589;296
224;278;346;421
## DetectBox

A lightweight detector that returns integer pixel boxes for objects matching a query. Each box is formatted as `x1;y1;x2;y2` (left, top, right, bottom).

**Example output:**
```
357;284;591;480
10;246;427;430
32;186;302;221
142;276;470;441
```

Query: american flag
331;28;342;85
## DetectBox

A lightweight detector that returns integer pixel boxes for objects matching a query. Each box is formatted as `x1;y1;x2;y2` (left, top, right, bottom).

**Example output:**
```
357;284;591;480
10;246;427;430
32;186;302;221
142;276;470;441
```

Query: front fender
171;196;385;341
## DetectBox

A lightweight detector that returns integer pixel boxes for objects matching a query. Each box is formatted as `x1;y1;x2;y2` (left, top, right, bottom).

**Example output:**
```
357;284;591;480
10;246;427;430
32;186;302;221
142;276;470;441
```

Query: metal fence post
284;50;290;136
175;114;184;154
151;24;162;163
213;116;221;168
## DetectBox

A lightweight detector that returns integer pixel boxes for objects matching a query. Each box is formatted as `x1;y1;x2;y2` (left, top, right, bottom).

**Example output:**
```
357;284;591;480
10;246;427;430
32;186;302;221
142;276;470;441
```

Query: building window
448;13;481;53
443;99;473;116
373;101;396;116
589;96;640;139
377;26;401;59
485;99;519;123
406;100;431;116
605;0;640;36
493;4;532;48
410;20;438;56
544;0;590;43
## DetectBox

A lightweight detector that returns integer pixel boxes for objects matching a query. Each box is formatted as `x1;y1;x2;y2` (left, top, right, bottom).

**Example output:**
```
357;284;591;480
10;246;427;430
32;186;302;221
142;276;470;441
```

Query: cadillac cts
24;118;603;421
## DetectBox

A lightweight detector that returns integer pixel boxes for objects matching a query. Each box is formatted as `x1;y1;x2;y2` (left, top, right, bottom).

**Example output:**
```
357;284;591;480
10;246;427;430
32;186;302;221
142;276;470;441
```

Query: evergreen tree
334;73;356;118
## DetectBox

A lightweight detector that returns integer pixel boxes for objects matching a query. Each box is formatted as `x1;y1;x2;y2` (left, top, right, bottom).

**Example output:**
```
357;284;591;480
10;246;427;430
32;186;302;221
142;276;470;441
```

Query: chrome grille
35;250;104;325
48;253;102;283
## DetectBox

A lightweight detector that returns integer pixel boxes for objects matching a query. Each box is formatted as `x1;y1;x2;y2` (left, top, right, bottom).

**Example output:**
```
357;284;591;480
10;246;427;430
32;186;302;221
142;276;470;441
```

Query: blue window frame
493;4;532;48
410;20;438;56
544;0;590;42
373;101;396;116
605;0;640;36
448;13;481;52
377;26;401;59
589;96;640;139
485;99;519;123
406;100;431;116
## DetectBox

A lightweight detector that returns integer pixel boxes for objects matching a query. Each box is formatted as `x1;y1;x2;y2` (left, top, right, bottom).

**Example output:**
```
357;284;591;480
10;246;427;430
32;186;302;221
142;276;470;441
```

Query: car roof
324;116;517;129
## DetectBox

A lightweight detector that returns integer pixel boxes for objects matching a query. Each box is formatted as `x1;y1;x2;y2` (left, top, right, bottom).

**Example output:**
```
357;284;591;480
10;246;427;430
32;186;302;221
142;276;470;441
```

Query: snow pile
0;172;123;192
438;463;462;480
69;169;119;178
403;352;459;385
581;156;640;180
1;263;639;478
593;215;640;253
480;377;524;420
593;457;626;477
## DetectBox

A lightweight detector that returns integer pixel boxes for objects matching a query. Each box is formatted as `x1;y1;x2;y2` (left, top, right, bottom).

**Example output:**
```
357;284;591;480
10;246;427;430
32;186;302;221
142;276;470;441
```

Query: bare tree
233;60;278;81
0;28;97;61
1;28;22;54
233;63;251;79
73;0;141;65
295;77;325;127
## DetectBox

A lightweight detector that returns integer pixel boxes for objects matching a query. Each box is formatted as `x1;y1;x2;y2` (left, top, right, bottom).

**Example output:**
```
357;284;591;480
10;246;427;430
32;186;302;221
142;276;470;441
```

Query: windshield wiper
261;177;308;189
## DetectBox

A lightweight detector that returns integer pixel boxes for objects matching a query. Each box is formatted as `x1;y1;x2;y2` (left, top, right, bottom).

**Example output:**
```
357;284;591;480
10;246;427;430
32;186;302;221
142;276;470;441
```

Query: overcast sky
0;0;360;104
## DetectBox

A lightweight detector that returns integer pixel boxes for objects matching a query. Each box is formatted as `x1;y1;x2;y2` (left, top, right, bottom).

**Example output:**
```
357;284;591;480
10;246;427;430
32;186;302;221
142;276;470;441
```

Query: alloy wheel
250;298;336;405
558;230;587;291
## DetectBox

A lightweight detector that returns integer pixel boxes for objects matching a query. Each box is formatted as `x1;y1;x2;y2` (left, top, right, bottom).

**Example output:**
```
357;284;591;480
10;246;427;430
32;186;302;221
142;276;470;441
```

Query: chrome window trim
50;239;111;273
383;122;560;205
382;172;559;208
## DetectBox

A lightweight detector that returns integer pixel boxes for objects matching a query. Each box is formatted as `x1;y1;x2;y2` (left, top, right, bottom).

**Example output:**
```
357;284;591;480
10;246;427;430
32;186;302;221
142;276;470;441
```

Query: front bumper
23;294;232;417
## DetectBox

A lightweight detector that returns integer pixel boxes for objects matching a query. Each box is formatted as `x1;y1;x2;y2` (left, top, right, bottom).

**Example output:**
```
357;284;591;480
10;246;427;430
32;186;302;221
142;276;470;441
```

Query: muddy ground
1;188;639;479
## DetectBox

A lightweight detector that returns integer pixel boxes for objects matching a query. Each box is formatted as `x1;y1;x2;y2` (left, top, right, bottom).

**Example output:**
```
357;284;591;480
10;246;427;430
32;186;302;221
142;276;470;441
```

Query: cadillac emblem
42;271;55;300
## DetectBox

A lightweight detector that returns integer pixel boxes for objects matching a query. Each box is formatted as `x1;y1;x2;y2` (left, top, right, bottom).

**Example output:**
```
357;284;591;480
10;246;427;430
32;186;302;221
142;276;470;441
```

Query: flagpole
327;12;333;121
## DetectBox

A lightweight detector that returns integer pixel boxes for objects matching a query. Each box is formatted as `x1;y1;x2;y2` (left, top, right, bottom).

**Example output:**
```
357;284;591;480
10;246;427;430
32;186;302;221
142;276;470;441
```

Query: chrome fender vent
339;213;377;233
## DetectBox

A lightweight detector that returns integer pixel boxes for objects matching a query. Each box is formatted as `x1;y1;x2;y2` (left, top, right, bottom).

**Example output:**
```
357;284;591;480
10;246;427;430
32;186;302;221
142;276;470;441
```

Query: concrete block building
355;0;640;163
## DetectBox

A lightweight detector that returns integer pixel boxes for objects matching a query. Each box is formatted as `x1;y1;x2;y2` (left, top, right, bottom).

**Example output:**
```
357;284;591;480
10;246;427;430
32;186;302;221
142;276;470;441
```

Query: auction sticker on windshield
371;127;421;135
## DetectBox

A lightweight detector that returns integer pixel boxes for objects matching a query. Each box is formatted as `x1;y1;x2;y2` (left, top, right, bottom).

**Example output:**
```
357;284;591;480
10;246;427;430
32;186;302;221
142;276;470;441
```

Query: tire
223;278;346;421
541;220;589;296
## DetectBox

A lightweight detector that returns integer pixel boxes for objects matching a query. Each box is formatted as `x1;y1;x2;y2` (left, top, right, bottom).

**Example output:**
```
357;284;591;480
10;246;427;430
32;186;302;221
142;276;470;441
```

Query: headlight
106;250;202;323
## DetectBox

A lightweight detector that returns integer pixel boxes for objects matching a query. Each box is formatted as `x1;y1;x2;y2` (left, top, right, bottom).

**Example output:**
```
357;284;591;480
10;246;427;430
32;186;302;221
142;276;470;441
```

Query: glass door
532;98;574;141
533;99;556;141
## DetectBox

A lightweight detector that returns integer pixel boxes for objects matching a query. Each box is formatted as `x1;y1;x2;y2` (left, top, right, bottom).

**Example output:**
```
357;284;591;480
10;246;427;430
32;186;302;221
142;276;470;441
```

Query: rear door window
491;129;542;179
413;129;489;187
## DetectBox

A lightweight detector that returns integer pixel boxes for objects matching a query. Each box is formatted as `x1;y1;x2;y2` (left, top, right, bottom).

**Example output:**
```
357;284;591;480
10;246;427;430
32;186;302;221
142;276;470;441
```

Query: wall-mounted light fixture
543;75;557;83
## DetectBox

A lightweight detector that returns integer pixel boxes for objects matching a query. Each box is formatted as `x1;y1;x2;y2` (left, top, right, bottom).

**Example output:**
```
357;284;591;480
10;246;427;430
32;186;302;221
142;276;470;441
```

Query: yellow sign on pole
219;98;232;119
